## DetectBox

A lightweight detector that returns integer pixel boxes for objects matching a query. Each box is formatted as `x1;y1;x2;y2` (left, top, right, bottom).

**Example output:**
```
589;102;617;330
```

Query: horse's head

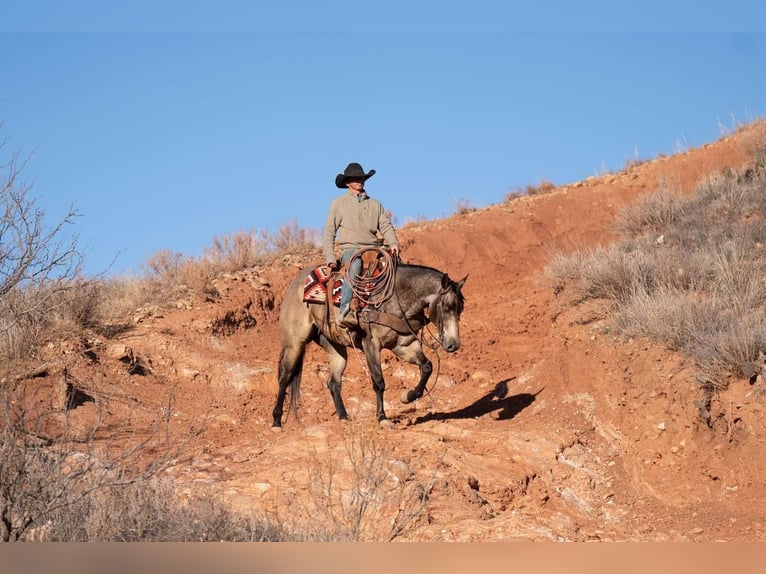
429;273;467;353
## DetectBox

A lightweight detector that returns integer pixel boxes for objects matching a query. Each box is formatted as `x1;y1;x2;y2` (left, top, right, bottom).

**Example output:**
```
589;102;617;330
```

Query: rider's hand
327;260;339;271
391;246;400;259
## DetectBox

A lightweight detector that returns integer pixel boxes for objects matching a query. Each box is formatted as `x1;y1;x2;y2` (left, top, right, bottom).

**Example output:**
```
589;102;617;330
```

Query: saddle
302;249;412;337
302;249;384;308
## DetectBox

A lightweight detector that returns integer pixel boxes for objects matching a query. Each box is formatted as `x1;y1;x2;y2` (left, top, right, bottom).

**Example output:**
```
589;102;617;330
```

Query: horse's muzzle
443;341;460;353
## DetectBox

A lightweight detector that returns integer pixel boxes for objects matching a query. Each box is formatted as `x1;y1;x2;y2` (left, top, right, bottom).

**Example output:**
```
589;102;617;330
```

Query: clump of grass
452;197;476;215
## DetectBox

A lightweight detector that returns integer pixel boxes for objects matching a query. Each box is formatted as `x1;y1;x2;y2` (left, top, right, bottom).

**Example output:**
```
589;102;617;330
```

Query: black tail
279;347;305;420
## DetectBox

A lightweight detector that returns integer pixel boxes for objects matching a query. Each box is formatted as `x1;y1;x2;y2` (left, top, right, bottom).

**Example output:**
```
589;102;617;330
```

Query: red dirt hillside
35;121;766;541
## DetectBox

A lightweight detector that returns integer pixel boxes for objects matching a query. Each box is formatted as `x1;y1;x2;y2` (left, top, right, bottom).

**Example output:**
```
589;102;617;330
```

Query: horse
271;251;467;428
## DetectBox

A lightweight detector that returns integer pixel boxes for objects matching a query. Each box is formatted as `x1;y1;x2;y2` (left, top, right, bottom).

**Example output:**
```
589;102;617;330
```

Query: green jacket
323;191;399;262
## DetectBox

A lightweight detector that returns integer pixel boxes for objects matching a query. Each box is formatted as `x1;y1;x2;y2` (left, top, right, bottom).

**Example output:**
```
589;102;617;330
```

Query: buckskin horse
271;248;467;428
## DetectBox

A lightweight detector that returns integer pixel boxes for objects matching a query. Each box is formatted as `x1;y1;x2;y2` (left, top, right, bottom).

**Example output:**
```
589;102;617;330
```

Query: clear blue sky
2;6;765;276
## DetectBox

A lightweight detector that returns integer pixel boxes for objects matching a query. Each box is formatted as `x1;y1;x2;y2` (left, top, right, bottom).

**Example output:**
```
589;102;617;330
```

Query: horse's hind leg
272;345;304;428
318;335;349;421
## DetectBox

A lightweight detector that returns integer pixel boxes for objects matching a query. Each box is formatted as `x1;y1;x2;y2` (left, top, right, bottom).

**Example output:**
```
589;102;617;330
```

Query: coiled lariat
345;246;397;308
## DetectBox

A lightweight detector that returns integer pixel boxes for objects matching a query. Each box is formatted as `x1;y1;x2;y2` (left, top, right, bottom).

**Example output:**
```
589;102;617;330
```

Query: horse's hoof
270;425;283;433
400;391;412;404
378;418;394;428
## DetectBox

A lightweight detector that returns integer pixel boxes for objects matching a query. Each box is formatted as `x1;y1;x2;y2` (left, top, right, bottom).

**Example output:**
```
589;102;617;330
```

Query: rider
324;162;400;328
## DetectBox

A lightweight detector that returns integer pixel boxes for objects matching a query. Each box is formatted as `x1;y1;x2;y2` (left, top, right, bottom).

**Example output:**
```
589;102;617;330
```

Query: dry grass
44;479;282;542
452;197;477;215
546;141;766;388
505;180;556;202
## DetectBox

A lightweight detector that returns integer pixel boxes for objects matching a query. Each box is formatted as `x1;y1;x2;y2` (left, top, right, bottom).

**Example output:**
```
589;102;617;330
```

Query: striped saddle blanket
303;264;342;305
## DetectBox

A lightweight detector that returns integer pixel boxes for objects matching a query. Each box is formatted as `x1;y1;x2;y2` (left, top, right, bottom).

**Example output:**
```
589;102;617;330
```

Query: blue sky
2;7;765;276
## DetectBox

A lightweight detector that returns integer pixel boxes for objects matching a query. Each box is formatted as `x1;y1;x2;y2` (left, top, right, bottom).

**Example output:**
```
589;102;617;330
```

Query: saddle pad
303;264;342;305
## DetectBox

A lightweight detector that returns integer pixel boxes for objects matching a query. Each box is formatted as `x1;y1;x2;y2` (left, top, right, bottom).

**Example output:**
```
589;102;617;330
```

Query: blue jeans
339;248;362;316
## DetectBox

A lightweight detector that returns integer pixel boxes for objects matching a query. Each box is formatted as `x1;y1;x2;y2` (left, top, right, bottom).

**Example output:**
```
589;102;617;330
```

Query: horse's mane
396;262;442;275
394;262;443;284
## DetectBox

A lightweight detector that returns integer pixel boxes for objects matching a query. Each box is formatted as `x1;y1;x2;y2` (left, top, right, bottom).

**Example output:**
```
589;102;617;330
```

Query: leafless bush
142;249;190;284
524;180;556;197
141;249;207;291
271;219;320;257
278;425;434;541
0;129;84;361
204;229;271;272
401;214;429;227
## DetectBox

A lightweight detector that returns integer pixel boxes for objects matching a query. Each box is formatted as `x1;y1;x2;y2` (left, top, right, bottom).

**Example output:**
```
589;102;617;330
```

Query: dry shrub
204;229;271;272
271;219;320;256
91;275;156;323
546;151;766;388
277;424;435;541
135;221;320;308
0;279;105;360
0;377;186;541
142;249;184;281
546;245;656;304
1;128;84;362
7;221;322;336
505;180;556;203
616;182;687;237
524;179;556;196
401;214;429;227
451;197;476;215
45;479;282;541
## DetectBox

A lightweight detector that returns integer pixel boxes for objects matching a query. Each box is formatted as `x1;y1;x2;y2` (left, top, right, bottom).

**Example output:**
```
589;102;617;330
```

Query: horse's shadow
410;379;541;425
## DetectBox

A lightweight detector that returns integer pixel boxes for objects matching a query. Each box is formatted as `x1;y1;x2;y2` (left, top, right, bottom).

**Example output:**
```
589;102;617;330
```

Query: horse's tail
278;346;305;420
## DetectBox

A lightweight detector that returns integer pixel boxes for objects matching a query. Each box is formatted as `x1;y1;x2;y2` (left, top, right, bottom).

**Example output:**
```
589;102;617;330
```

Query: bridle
397;280;460;353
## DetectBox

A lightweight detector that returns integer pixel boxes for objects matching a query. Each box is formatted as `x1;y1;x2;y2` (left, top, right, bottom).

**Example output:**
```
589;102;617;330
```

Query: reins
392;287;445;400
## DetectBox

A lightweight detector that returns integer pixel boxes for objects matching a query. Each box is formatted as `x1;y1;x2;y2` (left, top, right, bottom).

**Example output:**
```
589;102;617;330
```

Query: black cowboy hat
335;162;376;188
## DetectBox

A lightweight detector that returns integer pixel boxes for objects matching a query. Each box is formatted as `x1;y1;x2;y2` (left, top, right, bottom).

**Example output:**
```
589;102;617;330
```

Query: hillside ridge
33;121;766;541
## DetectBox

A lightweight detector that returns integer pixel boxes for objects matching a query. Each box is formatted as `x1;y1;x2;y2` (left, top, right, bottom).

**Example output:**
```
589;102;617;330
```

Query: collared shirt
323;190;399;262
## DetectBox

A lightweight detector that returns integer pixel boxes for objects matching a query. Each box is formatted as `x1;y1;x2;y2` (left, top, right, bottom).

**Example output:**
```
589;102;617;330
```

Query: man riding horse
324;162;400;329
272;162;466;428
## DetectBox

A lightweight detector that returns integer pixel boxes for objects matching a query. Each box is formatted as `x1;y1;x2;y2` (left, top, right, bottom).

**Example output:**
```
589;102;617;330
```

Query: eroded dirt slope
34;122;766;541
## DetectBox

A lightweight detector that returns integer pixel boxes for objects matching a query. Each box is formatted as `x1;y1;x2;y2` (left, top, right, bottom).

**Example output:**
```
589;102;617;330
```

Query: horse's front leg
392;340;432;404
362;339;388;423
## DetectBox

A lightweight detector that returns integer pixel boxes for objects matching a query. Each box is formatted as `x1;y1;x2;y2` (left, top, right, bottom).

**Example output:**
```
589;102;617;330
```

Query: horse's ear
442;273;468;290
